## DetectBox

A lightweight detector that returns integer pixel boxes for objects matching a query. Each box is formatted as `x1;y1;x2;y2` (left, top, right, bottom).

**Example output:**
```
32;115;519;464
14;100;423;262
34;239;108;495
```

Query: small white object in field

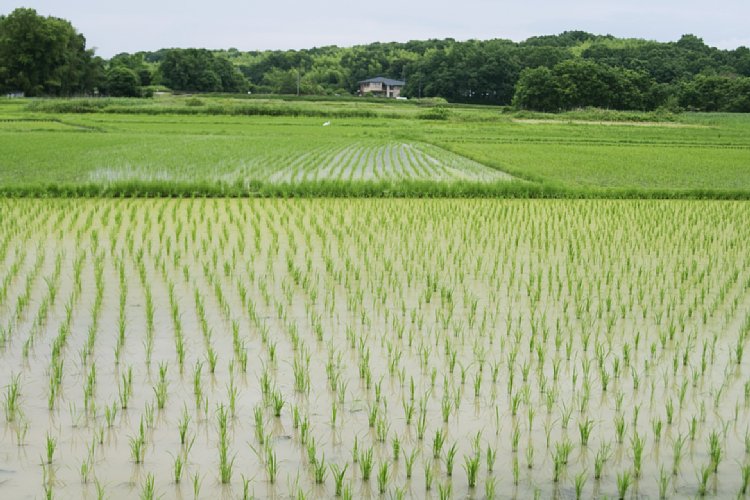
323;121;331;126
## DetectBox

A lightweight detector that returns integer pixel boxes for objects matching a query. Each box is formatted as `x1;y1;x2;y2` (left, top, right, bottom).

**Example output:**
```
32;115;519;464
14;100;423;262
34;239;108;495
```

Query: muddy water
1;199;749;499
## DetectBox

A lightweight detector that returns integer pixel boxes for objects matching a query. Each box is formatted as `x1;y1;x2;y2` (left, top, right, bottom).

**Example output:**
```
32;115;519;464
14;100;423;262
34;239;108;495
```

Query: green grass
417;113;750;192
1;96;749;197
23;95;431;119
445;142;750;191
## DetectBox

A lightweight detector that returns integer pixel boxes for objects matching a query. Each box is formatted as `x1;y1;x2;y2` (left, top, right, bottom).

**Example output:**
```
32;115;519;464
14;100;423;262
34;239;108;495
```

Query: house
358;77;405;98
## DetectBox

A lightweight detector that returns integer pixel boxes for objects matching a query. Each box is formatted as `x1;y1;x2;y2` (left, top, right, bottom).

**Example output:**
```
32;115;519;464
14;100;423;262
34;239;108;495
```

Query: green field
1;97;749;197
2;95;750;499
2;198;750;499
428;116;750;191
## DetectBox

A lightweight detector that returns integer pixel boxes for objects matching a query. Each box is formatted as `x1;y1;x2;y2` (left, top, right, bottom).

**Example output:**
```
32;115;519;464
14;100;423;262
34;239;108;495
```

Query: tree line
2;8;749;111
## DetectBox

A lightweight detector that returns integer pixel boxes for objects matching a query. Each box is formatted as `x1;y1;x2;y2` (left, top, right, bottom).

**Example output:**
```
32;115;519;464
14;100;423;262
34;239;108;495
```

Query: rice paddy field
1;96;750;499
2;198;750;499
1;97;750;196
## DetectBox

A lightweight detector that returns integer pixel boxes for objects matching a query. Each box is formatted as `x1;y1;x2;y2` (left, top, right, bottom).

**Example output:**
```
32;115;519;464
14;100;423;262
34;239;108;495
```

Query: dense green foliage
108;52;153;86
204;31;750;111
679;75;750;112
158;48;247;93
512;60;656;111
104;66;140;97
2;7;749;111
0;8;102;96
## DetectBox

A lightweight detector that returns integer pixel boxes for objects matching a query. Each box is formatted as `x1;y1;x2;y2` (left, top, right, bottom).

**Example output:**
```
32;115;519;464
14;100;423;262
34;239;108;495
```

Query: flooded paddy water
1;198;749;499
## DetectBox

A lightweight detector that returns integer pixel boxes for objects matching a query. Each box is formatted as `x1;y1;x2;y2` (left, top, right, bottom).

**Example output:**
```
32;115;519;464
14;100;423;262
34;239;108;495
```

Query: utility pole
297;66;301;97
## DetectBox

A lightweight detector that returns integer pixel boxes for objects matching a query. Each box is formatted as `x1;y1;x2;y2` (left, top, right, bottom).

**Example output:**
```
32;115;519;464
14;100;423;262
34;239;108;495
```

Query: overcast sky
6;0;750;57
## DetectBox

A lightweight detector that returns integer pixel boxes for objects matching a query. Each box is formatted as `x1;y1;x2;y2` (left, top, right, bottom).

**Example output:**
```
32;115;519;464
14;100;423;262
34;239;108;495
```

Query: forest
2;7;750;111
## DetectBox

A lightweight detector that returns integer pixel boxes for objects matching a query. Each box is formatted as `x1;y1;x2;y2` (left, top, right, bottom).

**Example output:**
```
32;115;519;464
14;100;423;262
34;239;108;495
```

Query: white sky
6;0;750;57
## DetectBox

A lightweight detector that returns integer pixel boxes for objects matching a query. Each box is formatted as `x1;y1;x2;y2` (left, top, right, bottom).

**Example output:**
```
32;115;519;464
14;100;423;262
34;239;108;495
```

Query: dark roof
359;76;405;86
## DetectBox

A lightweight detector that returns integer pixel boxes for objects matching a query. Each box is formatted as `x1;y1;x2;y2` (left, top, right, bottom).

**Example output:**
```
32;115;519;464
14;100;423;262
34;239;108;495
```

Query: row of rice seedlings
417;143;509;181
324;144;361;181
262;142;507;182
18;251;64;356
0;246;28;317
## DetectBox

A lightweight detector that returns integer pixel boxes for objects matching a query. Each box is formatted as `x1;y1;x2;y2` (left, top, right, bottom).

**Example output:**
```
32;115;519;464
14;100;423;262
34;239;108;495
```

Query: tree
0;8;102;96
676;34;709;54
512;67;561;111
513;60;653;111
110;52;153;86
728;78;750;112
106;66;140;97
518;46;571;70
212;57;248;92
730;47;750;77
679;75;750;112
521;31;602;48
158;48;247;92
261;68;297;94
402;40;519;103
